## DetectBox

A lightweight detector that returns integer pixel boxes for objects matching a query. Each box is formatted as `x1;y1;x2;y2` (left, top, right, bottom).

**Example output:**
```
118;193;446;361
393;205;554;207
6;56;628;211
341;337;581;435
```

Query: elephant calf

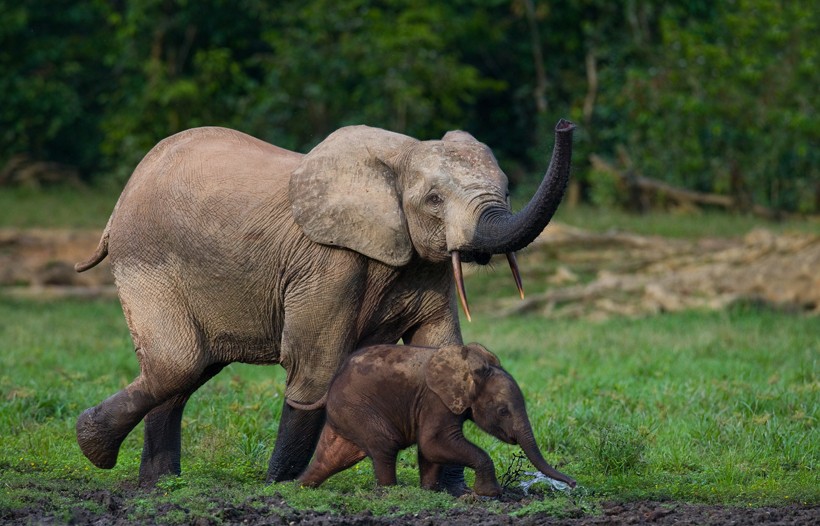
293;343;576;496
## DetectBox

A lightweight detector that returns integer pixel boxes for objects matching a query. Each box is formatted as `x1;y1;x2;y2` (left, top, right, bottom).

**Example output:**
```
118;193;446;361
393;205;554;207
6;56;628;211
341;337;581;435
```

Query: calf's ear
425;344;500;414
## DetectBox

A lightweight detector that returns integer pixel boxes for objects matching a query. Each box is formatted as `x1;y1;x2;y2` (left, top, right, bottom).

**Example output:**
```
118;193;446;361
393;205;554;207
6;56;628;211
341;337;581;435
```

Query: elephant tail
286;393;328;411
75;229;109;272
76;195;124;273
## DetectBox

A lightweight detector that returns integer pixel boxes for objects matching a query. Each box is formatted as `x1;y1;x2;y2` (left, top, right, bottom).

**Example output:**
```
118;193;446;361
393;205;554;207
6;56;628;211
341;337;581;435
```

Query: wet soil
3;490;818;526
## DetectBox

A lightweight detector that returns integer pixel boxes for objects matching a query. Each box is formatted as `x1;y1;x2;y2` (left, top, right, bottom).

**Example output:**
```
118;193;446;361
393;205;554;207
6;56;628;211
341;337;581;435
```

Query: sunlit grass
1;186;817;520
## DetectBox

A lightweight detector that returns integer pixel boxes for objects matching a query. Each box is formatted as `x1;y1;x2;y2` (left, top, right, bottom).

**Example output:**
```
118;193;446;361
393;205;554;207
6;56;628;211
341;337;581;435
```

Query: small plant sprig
499;453;529;492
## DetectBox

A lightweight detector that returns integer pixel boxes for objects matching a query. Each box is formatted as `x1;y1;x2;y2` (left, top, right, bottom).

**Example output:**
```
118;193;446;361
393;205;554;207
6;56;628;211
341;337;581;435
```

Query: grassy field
1;297;817;522
1;186;818;522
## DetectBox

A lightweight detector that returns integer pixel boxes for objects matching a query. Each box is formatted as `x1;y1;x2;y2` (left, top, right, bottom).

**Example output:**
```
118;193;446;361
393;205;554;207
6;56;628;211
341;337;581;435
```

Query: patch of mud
501;225;820;319
3;490;818;526
0;228;115;299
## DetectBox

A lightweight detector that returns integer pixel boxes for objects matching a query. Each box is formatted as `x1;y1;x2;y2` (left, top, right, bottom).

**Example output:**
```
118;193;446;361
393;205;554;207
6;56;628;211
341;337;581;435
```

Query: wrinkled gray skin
296;343;576;496
74;120;575;489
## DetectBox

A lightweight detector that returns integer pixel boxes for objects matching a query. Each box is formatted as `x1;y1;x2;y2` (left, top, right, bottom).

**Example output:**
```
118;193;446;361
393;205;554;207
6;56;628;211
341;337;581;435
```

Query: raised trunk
450;119;575;321
471;119;575;255
516;420;576;488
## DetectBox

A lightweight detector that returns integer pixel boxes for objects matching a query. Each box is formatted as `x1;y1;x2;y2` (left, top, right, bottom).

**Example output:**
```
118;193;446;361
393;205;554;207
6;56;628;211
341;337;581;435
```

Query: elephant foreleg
268;252;366;482
138;363;226;486
266;400;326;482
404;318;468;495
419;434;501;497
418;450;442;491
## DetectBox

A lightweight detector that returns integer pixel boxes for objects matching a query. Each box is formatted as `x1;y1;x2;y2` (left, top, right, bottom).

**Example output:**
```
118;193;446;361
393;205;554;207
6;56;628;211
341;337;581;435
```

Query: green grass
0;185;119;229
1;296;817;522
551;204;820;238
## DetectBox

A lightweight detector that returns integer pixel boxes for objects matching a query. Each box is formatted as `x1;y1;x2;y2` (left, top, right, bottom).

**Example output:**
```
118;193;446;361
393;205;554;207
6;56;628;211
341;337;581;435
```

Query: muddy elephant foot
76;406;126;469
439;465;469;496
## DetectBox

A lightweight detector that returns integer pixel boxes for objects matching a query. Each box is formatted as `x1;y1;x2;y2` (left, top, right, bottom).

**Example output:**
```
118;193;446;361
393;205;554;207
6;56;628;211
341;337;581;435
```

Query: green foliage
1;1;815;211
0;0;113;174
93;0;505;180
616;0;819;212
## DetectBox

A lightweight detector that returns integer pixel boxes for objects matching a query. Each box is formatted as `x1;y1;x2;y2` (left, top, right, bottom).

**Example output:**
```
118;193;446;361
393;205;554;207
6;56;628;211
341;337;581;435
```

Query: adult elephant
74;119;575;491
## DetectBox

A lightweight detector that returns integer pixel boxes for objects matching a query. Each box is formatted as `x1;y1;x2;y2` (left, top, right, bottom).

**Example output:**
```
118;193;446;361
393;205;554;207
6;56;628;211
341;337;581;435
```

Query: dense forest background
1;0;817;213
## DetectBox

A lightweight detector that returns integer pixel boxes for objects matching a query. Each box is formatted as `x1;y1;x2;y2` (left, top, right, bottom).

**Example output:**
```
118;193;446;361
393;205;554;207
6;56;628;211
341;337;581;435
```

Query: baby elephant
293;343;576;496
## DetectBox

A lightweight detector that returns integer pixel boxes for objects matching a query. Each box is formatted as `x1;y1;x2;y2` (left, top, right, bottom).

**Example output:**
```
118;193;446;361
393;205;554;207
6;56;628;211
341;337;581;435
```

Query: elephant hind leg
297;425;366;488
77;342;212;472
77;375;156;469
138;363;226;486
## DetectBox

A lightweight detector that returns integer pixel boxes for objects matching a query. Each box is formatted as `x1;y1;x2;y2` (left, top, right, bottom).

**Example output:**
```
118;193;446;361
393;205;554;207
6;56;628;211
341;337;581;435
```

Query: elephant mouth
460;252;493;265
451;250;524;323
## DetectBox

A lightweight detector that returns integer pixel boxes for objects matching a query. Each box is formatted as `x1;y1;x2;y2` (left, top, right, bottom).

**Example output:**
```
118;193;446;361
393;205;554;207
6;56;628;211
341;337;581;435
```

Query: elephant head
425;343;577;488
290;120;575;320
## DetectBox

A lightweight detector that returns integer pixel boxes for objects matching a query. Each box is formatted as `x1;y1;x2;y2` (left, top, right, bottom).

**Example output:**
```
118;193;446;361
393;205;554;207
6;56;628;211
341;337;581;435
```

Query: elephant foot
266;402;326;482
266;454;310;482
473;479;503;498
76;407;125;469
438;465;470;497
138;451;181;487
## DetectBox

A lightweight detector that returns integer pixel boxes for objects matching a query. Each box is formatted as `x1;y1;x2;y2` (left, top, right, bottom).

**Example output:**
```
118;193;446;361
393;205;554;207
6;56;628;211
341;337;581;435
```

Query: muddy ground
4;489;819;525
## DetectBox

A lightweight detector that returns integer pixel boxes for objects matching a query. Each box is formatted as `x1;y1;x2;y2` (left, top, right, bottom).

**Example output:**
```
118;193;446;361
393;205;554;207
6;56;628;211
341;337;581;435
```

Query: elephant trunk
470;119;575;255
515;417;577;488
451;119;574;321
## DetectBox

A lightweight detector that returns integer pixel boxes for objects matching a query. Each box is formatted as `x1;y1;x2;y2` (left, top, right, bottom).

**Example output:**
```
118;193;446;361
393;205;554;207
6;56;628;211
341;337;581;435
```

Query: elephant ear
441;130;478;143
425;343;502;414
290;125;416;267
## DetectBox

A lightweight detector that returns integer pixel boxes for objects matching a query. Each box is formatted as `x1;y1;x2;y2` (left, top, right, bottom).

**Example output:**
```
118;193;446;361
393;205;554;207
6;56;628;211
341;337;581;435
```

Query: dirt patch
0;228;115;298
502;224;820;319
3;490;818;525
2;225;818;317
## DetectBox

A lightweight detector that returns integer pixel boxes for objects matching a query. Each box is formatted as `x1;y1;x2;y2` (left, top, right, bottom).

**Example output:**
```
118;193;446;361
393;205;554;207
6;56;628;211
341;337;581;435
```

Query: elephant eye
498;407;511;417
426;193;444;206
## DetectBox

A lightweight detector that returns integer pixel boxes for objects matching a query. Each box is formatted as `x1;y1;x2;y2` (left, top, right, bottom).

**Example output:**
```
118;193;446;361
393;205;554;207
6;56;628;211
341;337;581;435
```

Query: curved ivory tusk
506;252;525;299
285;393;328;411
451;251;472;322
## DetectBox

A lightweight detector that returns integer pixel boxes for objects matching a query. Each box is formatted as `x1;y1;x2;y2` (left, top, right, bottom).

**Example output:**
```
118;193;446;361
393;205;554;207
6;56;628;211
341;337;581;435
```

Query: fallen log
589;153;782;219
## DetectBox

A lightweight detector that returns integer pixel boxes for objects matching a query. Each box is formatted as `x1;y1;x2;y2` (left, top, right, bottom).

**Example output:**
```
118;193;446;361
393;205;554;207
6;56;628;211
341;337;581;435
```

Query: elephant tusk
285;393;328;411
506;252;525;299
451;251;472;323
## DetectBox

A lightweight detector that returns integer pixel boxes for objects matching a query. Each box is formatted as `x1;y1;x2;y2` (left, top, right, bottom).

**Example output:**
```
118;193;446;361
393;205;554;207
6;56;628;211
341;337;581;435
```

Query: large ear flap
425;343;502;414
290;125;417;267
